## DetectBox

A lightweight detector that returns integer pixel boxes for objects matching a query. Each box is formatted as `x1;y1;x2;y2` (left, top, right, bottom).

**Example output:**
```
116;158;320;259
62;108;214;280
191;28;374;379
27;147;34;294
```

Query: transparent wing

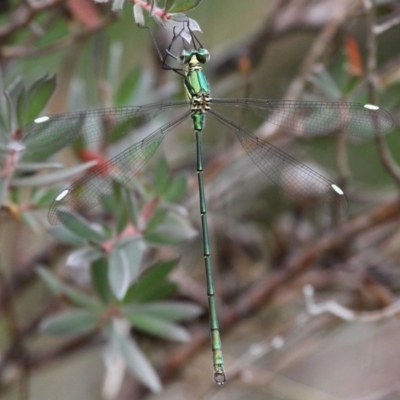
26;103;192;225
209;109;349;215
21;100;190;153
211;99;393;137
48;110;191;225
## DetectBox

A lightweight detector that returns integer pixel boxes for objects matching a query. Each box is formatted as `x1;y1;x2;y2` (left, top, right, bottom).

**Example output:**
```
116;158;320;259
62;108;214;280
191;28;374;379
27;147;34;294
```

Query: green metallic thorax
184;54;210;98
183;53;212;132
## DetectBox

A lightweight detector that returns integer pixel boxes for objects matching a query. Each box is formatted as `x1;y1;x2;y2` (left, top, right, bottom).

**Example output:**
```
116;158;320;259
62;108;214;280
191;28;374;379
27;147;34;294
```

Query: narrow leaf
23;74;56;125
154;157;170;195
49;225;89;246
37;267;101;309
126;313;190;342
12;161;97;187
109;246;131;300
57;210;108;242
124;301;202;321
91;258;113;303
110;321;162;392
40;310;100;336
115;68;141;106
124;259;177;302
145;208;197;245
66;247;103;268
163;174;186;202
165;0;202;13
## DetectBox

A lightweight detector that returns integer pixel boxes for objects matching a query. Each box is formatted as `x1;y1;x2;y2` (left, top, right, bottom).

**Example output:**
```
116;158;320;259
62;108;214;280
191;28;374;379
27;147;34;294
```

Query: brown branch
374;5;400;35
211;0;357;81
0;0;66;41
1;14;115;60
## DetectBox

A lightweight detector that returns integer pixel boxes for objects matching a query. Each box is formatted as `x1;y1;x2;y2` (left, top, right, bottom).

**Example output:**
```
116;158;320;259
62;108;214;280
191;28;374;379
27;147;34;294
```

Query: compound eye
178;50;188;64
197;48;210;63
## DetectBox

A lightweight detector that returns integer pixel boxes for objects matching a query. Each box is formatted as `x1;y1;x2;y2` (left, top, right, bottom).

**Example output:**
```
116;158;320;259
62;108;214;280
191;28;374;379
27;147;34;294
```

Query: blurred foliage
0;0;400;399
0;0;205;394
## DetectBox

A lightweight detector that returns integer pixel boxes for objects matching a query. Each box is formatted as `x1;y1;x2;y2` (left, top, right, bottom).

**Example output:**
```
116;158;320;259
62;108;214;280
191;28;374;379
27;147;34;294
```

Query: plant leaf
115;67;142;106
154;157;170;195
12;161;97;187
124;301;202;321
165;0;202;13
66;247;103;268
310;69;342;100
163;174;186;202
37;267;101;309
57;209;108;242
40;310;100;336
108;238;145;300
126;313;190;342
109;320;162;392
124;259;177;302
91;258;113;303
49;225;89;246
23;74;56;126
145;207;197;245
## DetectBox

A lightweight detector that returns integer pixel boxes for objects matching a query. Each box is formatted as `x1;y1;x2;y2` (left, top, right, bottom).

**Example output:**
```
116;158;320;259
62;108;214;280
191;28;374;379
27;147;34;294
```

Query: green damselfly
21;26;393;384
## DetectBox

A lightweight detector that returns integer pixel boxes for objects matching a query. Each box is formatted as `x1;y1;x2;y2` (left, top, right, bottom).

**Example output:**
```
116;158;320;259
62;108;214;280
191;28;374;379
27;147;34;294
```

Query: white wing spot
34;116;50;123
331;184;344;195
55;189;69;201
363;104;379;111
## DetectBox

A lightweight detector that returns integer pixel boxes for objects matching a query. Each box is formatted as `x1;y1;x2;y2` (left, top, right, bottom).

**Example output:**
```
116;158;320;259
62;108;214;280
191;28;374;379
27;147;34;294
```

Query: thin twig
303;284;400;322
1;14;115;60
374;7;400;35
0;0;65;40
256;0;355;140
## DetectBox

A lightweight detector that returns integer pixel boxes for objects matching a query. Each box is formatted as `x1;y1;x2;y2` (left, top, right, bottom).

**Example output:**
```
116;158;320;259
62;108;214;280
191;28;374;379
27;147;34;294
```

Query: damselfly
20;26;393;384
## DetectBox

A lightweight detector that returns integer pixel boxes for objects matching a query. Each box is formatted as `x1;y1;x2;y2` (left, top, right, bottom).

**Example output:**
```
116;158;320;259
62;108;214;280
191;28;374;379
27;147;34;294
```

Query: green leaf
100;182;138;233
37;267;101;309
7;77;24;119
57;210;108;242
20;211;41;231
66;247;103;268
16;161;63;172
32;187;64;208
115;67;141;106
108;238;145;300
154;157;170;195
109;321;162;393
310;69;342;100
124;301;202;321
124;259;177;302
40;310;100;336
0;177;6;205
49;225;89;246
0;71;10;135
21;74;56;126
91;258;113;303
126;313;190;342
11;161;97;187
165;0;202;13
163;174;186;202
145;207;197;245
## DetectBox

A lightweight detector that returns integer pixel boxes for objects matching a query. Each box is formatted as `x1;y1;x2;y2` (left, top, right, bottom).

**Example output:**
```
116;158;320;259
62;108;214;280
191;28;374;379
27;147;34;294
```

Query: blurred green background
1;1;400;399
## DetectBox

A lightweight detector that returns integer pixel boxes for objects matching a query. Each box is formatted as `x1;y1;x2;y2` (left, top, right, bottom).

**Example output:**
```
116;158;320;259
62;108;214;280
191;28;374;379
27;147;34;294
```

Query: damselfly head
178;48;210;64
